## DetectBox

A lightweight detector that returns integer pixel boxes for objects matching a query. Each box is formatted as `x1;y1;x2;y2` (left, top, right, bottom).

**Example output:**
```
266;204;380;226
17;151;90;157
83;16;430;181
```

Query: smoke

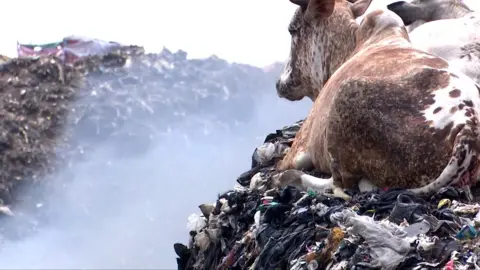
0;72;311;269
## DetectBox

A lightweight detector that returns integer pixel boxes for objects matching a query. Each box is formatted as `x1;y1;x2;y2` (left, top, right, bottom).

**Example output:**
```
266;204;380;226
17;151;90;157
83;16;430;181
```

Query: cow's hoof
333;186;352;201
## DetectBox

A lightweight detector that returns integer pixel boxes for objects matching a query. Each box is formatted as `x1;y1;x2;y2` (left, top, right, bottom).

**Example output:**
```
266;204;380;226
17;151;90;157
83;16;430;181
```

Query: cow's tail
409;124;480;198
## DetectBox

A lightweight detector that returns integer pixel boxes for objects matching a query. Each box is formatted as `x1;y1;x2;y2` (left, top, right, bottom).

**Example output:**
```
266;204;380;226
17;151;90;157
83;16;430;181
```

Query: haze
0;0;311;269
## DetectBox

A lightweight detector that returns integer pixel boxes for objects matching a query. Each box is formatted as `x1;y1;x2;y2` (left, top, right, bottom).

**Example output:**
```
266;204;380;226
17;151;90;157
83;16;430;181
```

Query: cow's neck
317;20;359;92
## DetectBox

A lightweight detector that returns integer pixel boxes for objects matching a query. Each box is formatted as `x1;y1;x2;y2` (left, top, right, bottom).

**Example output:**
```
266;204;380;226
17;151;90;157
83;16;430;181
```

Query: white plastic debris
194;231;210;252
0;206;13;216
330;209;411;269
187;213;207;232
255;142;276;164
254;210;261;229
474;209;480;224
250;172;267;190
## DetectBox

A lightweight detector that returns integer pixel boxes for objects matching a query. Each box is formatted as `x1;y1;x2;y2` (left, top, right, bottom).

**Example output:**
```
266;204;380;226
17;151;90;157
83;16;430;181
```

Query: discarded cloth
176;121;480;270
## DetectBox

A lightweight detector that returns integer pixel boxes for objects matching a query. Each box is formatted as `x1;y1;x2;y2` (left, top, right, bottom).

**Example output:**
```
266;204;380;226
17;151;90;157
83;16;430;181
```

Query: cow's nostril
275;80;281;91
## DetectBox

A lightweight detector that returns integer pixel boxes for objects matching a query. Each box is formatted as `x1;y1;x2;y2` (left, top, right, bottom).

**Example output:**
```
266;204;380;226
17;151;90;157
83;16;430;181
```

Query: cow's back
310;45;480;189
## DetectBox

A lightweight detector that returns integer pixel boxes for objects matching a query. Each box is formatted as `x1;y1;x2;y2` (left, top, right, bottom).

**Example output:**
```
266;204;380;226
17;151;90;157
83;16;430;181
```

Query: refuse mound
175;120;480;270
0;44;288;242
0;57;80;205
62;46;267;159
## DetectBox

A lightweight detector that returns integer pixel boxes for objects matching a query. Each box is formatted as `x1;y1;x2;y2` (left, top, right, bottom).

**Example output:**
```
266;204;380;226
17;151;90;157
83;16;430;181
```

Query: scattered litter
175;121;480;270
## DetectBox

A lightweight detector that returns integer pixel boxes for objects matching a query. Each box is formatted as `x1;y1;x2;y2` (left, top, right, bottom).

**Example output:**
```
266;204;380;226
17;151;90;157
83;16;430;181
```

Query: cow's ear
350;0;373;18
305;0;335;21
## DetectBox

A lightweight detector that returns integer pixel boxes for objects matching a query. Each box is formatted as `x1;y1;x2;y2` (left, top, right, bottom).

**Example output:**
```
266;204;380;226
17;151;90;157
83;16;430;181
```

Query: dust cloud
0;76;310;269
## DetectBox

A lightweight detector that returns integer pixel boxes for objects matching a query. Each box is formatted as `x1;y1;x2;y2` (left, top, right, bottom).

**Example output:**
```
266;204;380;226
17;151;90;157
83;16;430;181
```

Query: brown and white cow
274;0;480;200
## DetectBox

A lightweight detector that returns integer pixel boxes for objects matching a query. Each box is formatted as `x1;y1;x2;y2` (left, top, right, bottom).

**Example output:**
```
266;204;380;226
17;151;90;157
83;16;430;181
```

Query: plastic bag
187;213;207;232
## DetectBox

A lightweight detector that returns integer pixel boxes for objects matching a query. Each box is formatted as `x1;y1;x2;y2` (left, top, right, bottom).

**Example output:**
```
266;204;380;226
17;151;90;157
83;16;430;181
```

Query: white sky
1;0;297;67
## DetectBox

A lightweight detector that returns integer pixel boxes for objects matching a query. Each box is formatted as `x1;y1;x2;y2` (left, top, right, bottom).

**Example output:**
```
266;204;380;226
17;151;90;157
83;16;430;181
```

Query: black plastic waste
176;122;480;270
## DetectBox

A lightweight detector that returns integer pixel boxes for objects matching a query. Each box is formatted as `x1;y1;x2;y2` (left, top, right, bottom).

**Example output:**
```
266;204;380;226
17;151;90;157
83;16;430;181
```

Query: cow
387;0;480;85
387;0;474;31
274;0;480;201
353;0;476;32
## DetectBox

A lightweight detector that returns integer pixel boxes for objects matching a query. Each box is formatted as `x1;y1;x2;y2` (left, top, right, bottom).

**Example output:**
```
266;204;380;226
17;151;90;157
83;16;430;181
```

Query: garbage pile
175;120;480;270
66;46;262;158
0;45;280;221
0;57;80;205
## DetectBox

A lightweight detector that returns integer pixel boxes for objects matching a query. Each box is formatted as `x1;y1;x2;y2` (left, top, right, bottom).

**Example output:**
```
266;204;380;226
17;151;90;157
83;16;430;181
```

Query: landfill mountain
172;48;480;270
176;112;480;270
0;44;309;251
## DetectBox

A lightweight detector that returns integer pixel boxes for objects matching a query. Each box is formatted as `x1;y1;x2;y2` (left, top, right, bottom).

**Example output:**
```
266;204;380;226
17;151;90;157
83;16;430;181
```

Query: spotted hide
274;0;480;200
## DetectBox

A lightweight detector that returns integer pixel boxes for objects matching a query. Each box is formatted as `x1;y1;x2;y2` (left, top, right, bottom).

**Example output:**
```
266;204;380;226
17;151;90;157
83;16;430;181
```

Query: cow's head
276;0;373;101
387;0;472;26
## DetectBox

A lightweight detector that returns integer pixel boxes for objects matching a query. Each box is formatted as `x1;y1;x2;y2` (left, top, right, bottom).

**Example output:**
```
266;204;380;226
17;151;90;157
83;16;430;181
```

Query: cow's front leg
330;159;355;201
332;186;352;201
275;169;351;200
